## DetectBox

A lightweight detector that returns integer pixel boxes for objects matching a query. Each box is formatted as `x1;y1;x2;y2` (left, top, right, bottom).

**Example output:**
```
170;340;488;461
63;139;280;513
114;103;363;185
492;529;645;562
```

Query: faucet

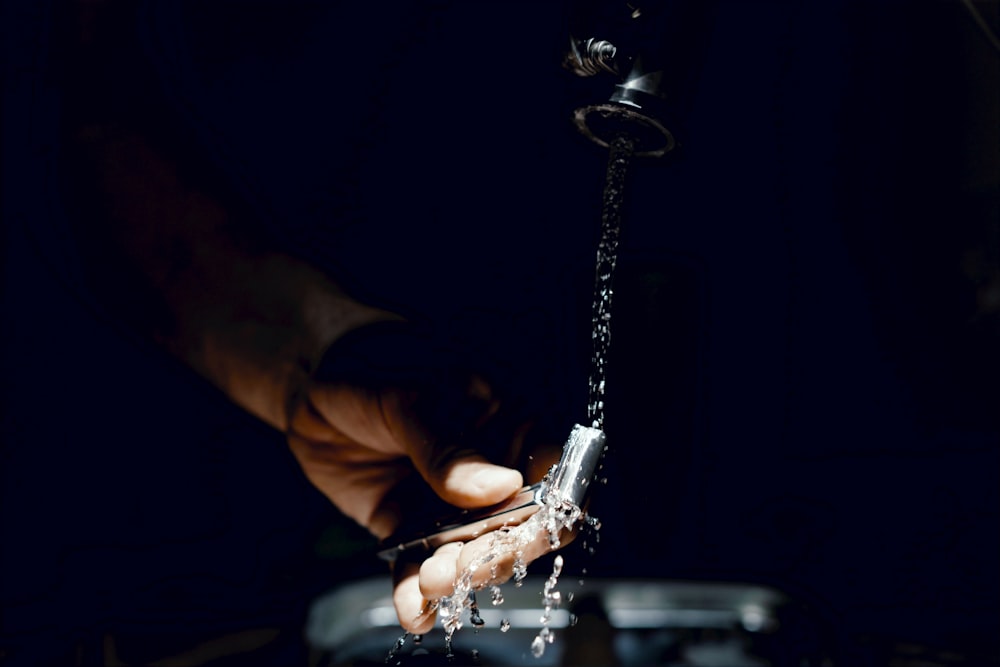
565;0;713;158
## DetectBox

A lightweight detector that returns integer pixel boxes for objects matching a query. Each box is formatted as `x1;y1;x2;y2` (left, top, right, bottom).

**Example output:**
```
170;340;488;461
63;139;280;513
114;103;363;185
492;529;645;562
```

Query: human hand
60;0;576;634
285;323;567;633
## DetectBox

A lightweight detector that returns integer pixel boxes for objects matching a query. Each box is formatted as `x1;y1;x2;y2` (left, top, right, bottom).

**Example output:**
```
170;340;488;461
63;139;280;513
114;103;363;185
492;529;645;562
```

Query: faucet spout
565;1;716;157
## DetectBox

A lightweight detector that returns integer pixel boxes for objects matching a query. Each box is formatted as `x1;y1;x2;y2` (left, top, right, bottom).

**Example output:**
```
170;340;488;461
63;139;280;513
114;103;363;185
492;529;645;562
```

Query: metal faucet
565;1;690;158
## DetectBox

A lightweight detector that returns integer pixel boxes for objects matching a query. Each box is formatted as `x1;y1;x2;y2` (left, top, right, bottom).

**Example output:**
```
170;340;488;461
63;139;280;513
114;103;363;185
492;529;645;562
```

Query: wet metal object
571;49;677;157
574;102;675;158
377;425;606;562
564;37;619;77
544;424;606;507
565;2;680;157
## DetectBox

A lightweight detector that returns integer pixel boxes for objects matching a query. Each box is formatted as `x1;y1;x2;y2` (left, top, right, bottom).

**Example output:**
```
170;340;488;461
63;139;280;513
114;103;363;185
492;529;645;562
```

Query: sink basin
306;574;829;666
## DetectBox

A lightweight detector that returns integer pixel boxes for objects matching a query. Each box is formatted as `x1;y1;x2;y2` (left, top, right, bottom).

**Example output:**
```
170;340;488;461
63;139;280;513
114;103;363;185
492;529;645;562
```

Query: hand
60;0;575;636
285;323;567;633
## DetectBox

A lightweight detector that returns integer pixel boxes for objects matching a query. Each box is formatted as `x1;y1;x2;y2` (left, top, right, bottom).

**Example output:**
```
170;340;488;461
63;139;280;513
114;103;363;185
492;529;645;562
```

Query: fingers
367;372;526;510
427;457;524;510
392;516;582;631
287;431;408;539
392;542;463;634
452;521;580;590
392;560;437;635
418;542;463;600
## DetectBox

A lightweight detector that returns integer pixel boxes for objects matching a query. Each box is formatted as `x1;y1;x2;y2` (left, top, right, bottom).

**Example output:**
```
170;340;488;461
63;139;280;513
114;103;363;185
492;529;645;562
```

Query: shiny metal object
376;425;606;562
573;102;674;158
565;37;620;77
546;424;606;507
566;1;678;157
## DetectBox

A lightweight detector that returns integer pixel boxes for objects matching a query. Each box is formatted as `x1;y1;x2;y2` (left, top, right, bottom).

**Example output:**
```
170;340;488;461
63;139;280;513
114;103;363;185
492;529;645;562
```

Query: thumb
417;451;524;510
379;372;525;510
376;388;524;510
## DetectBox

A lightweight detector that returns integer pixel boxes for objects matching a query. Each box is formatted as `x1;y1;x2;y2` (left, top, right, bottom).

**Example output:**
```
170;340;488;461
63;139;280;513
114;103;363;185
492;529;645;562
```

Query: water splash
432;484;586;654
389;133;633;663
529;555;565;658
422;136;632;657
469;591;485;631
384;632;410;665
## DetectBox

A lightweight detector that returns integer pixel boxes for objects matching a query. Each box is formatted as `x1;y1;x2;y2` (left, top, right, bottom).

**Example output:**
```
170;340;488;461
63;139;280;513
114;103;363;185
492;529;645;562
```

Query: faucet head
565;1;714;157
572;101;675;158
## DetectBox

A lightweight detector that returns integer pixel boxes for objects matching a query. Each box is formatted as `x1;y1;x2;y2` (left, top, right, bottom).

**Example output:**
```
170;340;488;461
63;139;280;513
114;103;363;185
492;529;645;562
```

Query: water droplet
384;632;409;664
383;231;623;653
401;398;619;657
470;601;485;629
513;558;527;586
445;634;455;662
530;635;546;658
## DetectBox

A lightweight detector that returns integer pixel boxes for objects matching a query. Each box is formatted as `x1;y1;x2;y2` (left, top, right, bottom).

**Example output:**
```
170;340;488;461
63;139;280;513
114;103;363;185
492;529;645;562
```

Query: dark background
3;0;998;665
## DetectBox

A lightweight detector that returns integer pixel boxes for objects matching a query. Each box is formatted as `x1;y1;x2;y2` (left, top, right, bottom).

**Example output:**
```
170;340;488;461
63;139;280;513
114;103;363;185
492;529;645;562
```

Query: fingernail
471;466;521;493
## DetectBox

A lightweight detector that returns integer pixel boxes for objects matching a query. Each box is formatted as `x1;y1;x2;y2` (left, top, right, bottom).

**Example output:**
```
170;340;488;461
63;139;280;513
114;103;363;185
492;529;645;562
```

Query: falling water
531;554;564;657
587;134;636;430
384;632;410;665
387;134;634;664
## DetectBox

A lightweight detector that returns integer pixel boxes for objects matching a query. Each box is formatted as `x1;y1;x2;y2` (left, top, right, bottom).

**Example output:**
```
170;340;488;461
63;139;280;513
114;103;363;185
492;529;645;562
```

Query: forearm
165;249;397;432
70;123;397;431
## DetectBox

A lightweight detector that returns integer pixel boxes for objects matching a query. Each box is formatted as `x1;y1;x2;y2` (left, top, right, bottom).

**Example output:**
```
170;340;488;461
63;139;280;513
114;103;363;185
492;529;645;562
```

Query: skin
61;0;573;633
287;371;567;633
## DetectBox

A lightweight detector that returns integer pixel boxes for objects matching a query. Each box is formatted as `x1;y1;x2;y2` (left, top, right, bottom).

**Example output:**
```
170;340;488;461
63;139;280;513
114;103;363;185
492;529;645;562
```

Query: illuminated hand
285;324;564;633
61;0;573;636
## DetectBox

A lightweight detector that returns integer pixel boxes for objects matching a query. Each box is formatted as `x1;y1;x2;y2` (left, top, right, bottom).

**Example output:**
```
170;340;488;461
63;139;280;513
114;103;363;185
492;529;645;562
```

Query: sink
306;574;832;666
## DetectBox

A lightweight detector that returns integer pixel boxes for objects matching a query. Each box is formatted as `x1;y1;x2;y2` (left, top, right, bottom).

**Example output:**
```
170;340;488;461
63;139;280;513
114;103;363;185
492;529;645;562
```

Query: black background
3;1;999;664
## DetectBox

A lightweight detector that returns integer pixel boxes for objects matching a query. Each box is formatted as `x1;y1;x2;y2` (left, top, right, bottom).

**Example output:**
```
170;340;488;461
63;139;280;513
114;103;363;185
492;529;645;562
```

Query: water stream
386;133;635;664
587;134;635;431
